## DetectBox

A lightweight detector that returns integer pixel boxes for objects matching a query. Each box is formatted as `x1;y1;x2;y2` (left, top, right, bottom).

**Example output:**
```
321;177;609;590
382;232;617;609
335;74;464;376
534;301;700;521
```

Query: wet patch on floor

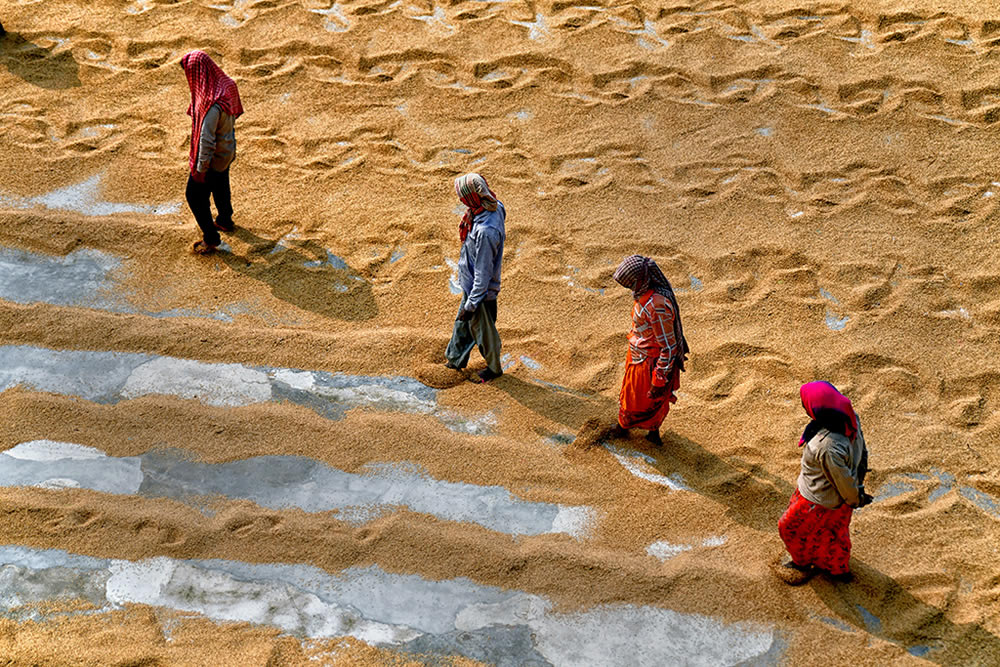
0;173;180;217
0;442;592;537
0;545;780;666
0;344;494;434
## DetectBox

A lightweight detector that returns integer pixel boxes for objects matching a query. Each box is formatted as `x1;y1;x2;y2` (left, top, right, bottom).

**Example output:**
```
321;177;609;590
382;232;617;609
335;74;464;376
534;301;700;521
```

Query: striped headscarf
614;254;690;371
455;173;498;243
181;51;243;172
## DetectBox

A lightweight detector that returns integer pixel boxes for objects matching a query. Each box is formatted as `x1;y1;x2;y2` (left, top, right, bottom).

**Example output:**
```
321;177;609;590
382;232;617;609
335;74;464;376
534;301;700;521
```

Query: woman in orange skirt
612;255;689;445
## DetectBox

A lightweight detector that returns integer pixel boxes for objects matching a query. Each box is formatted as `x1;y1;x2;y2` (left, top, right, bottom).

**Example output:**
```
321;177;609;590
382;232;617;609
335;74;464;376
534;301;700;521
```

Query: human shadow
489;369;1000;660
643;429;796;532
494;374;614;431
627;430;1000;662
218;227;378;321
808;561;1000;664
0;30;81;90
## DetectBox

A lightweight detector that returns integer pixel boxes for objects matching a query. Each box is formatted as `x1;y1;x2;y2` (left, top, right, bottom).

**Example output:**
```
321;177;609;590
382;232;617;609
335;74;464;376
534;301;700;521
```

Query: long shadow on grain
0;30;81;90
632;430;999;663
495;374;612;431
219;227;378;321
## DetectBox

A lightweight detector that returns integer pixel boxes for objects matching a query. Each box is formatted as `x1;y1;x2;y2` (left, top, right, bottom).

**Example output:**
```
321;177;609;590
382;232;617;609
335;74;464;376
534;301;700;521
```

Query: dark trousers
185;168;232;246
445;297;502;375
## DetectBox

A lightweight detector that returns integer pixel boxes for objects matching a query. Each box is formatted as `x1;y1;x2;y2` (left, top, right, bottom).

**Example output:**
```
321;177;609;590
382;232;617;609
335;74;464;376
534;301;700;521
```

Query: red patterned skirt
778;489;853;575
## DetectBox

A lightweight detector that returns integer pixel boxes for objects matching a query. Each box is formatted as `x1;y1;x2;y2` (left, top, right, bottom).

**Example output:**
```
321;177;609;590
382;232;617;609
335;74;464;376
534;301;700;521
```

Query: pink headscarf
799;381;858;446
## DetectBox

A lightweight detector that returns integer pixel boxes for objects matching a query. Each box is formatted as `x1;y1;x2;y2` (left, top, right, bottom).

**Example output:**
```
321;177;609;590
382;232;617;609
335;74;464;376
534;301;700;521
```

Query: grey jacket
458;202;506;311
197;104;236;173
797;425;868;509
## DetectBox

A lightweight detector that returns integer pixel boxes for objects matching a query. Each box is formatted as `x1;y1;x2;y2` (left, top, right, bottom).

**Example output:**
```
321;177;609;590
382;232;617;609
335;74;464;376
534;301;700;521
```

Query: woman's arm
647;295;677;387
464;226;500;312
822;445;862;507
196;104;221;174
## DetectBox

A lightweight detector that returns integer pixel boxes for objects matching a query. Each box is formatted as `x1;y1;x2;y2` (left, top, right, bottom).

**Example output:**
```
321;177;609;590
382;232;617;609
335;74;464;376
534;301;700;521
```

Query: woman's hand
192;169;207;183
647;383;667;400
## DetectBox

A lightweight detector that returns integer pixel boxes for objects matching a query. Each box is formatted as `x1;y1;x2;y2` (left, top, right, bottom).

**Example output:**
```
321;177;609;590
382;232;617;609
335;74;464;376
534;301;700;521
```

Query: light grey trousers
445;297;502;375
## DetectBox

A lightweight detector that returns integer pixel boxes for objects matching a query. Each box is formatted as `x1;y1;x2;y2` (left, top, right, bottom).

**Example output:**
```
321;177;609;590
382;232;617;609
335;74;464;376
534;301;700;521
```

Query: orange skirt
618;354;679;430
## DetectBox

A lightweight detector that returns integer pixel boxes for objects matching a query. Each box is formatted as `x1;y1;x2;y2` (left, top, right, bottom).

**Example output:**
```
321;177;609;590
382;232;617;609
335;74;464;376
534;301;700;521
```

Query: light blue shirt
459;202;506;311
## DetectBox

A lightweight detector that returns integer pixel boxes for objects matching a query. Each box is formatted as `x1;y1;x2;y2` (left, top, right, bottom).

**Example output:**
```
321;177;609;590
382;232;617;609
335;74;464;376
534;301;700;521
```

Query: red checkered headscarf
181;51;243;172
455;173;498;243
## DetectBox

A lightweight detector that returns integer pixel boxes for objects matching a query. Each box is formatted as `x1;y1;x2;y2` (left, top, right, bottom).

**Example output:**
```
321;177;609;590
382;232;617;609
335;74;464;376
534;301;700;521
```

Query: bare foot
213;218;235;232
475;368;503;383
192;241;218;255
770;557;815;586
645;430;663;446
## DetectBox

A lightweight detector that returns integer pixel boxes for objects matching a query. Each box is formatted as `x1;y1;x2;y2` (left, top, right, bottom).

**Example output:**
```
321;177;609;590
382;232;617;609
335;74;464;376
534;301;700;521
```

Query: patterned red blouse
627;290;678;387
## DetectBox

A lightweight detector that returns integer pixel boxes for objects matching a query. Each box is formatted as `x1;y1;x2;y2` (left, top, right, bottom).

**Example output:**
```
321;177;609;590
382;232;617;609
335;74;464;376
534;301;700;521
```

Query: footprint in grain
224;512;284;537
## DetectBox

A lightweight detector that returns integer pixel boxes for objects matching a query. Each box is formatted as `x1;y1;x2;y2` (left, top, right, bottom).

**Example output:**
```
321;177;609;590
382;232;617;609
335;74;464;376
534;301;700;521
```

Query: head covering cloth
181;51;243;172
798;381;859;446
455;173;498;244
613;254;690;373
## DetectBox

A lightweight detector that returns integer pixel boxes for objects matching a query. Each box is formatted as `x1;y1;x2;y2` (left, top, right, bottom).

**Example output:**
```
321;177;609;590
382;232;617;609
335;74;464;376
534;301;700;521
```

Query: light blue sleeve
464;227;500;311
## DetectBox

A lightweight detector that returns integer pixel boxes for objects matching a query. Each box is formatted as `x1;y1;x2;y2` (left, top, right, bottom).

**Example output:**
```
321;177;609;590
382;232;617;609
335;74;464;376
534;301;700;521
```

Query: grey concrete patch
873;479;915;501
0;545;779;666
0;442;589;537
0;245;282;323
0;173;181;217
820;288;849;330
813;614;854;633
446;258;462;295
0;246;123;311
399;624;553;667
0;344;493;433
877;470;1000;520
959;485;1000;519
603;443;687;491
855;605;883;634
927;469;956;503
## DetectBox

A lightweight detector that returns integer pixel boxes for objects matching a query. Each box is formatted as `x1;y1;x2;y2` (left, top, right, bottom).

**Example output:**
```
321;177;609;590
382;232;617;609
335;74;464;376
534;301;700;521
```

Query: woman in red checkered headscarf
181;51;243;254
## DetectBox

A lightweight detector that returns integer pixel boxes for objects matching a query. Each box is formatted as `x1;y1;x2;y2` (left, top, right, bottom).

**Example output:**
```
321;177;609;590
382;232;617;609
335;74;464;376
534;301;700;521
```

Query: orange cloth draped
618;355;679;430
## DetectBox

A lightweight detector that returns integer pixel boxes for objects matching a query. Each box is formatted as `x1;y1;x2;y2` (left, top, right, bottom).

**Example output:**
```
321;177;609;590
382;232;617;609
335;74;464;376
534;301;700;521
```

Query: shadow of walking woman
0;29;81;90
608;429;1000;663
219;227;378;322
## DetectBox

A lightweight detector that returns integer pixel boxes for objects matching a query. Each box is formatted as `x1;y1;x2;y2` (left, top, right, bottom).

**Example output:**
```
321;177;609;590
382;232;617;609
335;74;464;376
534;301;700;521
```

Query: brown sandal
192;241;218;255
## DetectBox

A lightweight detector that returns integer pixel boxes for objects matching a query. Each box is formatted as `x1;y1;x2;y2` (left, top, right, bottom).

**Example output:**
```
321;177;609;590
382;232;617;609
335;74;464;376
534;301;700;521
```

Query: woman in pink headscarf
777;381;872;584
181;51;243;255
